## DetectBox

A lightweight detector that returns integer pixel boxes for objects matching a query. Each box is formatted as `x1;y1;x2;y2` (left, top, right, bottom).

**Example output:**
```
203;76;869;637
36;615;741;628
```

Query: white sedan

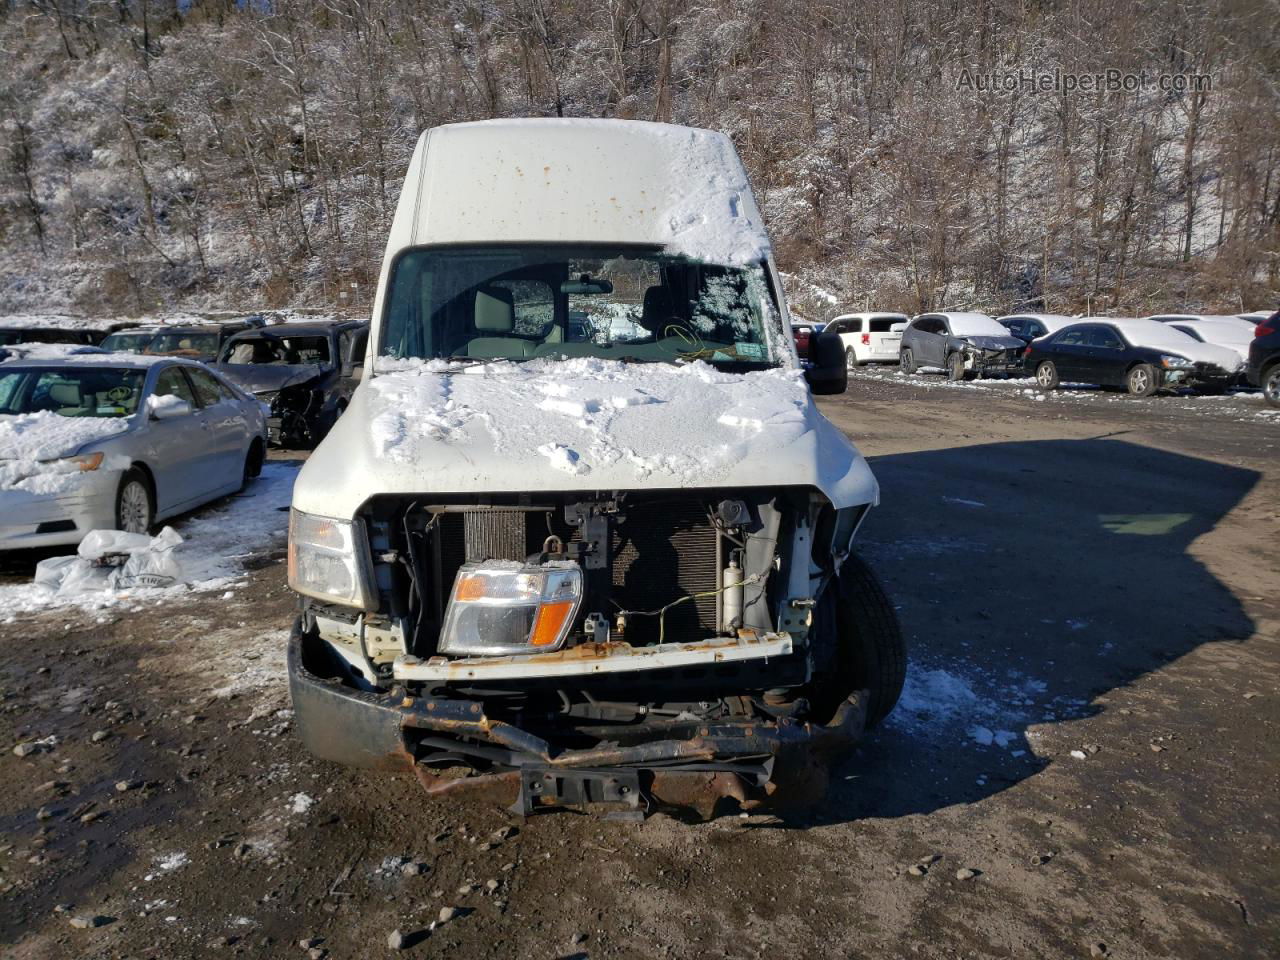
0;356;268;550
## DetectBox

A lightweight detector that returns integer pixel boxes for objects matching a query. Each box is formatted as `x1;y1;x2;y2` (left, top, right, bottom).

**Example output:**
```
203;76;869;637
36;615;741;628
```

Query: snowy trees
0;0;1276;317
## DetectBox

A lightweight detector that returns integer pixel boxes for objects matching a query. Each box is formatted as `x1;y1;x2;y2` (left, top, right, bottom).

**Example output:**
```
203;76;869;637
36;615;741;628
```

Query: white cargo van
285;119;903;817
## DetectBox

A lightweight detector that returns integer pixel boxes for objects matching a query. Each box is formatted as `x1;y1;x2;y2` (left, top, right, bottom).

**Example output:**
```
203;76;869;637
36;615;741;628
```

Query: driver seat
466;287;534;359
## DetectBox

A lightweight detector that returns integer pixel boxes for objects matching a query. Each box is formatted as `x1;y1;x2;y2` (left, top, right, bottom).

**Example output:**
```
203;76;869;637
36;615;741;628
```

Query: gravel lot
1;370;1276;959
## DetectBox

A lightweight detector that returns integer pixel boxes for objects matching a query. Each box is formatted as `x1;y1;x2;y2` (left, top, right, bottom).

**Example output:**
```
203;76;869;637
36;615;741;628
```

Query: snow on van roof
401;119;770;266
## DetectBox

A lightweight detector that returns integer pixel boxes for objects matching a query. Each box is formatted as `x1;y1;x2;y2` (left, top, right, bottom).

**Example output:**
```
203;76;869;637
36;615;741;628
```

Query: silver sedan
0;356;268;550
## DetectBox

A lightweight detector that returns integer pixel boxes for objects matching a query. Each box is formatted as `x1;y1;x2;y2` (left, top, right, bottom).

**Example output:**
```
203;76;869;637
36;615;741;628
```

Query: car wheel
1127;363;1158;397
1265;366;1280;408
845;347;860;369
115;469;154;535
805;554;906;728
1035;360;1059;390
899;348;917;375
946;352;967;381
240;439;265;491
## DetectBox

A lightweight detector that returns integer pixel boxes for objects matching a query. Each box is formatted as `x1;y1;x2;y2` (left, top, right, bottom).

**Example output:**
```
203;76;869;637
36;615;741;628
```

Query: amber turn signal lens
455;575;487;602
530;600;575;647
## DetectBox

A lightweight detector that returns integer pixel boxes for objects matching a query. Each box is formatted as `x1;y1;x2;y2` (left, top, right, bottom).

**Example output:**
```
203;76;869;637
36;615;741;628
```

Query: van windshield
381;245;783;368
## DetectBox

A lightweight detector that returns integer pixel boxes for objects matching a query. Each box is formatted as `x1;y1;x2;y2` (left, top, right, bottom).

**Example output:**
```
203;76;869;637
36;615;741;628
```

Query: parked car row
3;316;370;448
819;306;1278;405
1;313;370;553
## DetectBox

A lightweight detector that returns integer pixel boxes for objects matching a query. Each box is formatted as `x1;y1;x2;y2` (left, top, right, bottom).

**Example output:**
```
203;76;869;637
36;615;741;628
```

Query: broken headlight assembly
438;561;583;657
288;509;375;609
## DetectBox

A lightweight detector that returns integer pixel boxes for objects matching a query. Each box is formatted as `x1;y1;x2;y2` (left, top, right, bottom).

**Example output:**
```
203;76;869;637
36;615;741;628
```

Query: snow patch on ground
888;656;1085;752
0;462;296;621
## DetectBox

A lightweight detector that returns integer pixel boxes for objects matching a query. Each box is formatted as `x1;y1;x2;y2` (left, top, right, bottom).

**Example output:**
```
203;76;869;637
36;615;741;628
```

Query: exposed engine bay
294;488;871;816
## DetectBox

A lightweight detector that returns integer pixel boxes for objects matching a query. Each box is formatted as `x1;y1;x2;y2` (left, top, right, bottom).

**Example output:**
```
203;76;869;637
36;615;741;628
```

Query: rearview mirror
804;329;848;395
561;275;614;295
890;322;907;333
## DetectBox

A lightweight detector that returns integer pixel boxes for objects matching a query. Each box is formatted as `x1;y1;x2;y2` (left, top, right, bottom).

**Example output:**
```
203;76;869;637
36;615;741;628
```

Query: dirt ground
1;371;1277;959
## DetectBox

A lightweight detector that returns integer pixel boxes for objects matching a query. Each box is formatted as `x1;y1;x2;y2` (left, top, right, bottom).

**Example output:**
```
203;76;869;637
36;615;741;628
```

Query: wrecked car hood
293;357;877;517
214;363;324;395
960;335;1025;351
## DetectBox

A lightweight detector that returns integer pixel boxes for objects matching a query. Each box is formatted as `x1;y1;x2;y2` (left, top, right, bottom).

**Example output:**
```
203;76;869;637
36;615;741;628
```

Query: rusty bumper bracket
290;623;869;816
511;767;644;819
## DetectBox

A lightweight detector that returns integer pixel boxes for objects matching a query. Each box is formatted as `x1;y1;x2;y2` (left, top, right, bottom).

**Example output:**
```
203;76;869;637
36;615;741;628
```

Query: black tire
115;468;155;535
240;439;265;491
1035;360;1059;390
946;351;966;381
845;347;860;369
899;348;917;375
1265;366;1280;408
1126;362;1158;397
806;555;906;728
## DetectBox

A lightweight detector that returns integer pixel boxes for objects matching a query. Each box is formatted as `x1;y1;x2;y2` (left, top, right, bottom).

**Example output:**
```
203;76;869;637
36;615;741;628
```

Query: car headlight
1160;354;1194;369
438;562;582;657
288;509;375;609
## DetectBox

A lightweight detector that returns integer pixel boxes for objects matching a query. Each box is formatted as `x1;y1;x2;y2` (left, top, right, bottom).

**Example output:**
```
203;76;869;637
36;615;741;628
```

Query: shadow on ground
812;437;1258;824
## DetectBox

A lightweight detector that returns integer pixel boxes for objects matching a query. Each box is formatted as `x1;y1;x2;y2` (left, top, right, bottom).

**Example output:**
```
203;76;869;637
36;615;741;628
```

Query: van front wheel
805;555;906;728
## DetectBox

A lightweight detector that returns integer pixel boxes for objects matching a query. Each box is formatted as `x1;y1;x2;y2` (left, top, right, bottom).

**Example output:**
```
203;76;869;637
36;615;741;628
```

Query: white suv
827;313;908;366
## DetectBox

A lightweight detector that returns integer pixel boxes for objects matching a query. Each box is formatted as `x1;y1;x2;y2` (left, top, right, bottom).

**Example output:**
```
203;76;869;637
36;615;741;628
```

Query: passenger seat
466;287;535;359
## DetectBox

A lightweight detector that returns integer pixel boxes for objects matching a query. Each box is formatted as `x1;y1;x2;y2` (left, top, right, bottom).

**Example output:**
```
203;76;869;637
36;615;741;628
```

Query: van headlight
288;509;375;609
438;562;582;657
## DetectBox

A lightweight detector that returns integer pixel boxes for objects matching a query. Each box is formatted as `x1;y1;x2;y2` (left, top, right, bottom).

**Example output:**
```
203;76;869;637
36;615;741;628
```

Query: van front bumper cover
288;621;867;815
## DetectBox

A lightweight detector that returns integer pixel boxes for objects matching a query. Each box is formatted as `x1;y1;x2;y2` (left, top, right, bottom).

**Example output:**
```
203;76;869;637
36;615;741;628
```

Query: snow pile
0;410;131;463
655;126;771;266
368;357;811;484
1;412;132;494
0;462;296;620
888;657;1083;753
0;314;93;330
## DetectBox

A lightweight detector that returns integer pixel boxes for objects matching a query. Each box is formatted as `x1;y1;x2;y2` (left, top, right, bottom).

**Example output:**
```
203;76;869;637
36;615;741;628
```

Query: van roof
387;119;770;266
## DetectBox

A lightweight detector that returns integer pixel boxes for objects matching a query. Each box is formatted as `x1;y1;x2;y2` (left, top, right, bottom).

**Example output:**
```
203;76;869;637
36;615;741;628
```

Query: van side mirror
804;329;848;395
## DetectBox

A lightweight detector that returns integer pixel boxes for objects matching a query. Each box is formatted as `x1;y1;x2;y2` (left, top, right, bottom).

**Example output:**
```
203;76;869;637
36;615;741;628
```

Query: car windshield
148;332;221;356
101;332;157;353
381;245;783;368
222;335;331;366
0;367;146;418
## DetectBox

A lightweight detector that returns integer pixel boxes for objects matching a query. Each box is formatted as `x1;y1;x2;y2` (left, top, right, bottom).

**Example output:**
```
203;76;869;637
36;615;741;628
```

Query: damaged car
899;312;1027;380
214;320;368;448
286;119;903;818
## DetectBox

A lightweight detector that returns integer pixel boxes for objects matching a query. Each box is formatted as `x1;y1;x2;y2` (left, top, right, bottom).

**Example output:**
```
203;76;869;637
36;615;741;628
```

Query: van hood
292;358;877;518
214;363;325;395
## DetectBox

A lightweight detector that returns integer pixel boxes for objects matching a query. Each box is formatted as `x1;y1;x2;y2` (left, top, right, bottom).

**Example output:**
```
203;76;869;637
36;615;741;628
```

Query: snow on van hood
0;412;131;494
292;358;877;518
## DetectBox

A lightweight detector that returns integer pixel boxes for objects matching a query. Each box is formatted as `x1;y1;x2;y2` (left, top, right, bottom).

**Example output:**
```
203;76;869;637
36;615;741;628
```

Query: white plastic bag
34;527;187;595
111;527;185;590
